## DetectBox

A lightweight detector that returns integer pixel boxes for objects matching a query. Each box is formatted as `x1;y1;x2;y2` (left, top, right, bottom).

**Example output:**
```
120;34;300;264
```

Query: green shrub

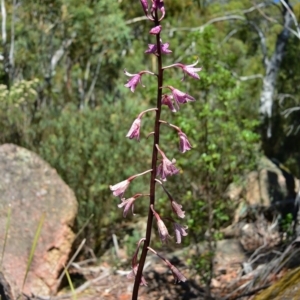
0;27;260;255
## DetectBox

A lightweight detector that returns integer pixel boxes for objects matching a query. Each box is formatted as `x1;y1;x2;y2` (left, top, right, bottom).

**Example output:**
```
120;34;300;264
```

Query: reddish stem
132;9;163;300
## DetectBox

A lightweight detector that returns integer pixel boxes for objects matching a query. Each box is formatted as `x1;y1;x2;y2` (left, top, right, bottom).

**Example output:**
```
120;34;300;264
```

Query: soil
56;252;287;300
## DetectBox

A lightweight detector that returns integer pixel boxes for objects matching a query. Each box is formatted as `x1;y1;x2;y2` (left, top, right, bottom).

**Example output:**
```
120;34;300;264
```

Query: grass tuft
0;205;11;269
22;212;46;289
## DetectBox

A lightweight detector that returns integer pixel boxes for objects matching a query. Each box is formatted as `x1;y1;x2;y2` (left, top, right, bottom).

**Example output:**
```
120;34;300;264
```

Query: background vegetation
1;0;299;259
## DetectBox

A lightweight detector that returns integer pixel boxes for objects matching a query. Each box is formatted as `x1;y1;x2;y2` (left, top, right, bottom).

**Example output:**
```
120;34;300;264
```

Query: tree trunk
259;1;293;138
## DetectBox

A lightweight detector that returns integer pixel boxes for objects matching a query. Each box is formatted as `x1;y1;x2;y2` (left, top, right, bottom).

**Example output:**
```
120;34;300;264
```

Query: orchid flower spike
124;70;155;92
109;169;152;198
163;59;202;81
151;205;171;243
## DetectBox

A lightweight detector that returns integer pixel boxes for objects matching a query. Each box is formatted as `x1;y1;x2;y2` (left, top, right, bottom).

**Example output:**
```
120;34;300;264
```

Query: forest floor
57;247;288;300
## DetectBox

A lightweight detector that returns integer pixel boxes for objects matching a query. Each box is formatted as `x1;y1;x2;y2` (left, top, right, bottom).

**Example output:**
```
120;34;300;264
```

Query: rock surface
0;144;78;298
226;156;299;213
223;156;300;251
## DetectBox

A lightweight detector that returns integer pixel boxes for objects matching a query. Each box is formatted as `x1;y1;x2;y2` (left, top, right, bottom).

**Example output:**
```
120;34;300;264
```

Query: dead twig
231;283;271;300
31;270;110;300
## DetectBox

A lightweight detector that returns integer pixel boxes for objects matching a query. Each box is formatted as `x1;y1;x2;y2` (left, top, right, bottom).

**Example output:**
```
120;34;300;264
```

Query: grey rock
0;144;78;297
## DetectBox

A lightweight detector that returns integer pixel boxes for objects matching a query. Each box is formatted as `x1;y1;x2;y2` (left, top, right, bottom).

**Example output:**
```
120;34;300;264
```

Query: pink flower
163;59;202;81
157;219;172;243
126;117;141;141
173;223;188;244
124;70;154;92
158;183;186;218
151;0;165;21
126;108;157;141
169;86;195;105
171;200;185;218
145;44;157;54
110;179;130;198
180;60;202;80
151;205;171;243
147;246;187;284
139;0;149;15
156;157;179;181
145;42;172;55
156;144;179;181
161;43;172;54
149;25;162;35
162;122;192;152
110;170;152;198
169;264;187;283
178;131;192;153
118;194;142;217
162;94;177;112
124;71;142;92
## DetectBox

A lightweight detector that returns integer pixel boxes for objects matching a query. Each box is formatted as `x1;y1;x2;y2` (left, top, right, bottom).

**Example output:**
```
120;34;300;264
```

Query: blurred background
1;0;300;294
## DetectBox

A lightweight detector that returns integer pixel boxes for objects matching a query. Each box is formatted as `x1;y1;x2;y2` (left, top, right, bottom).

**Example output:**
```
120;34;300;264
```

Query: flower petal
150;25;162;35
110;179;130;198
126;118;141;141
178;131;192;153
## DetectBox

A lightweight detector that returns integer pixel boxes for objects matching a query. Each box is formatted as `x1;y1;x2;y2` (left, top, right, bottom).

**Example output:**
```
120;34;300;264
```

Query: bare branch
221;29;238;44
278;93;298;107
254;0;300;39
280;0;300;39
231;69;264;82
169;2;267;35
169;14;268;62
125;15;148;24
1;0;6;45
169;15;246;35
9;0;16;70
282;106;300;118
259;2;294;137
50;38;73;75
239;74;264;81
